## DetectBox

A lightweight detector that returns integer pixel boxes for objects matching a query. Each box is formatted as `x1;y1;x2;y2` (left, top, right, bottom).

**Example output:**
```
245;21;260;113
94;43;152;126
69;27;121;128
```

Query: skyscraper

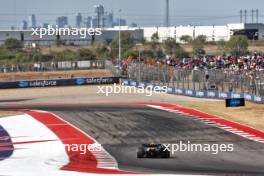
76;13;83;28
29;14;37;28
56;16;68;28
41;23;49;28
84;16;92;28
94;5;105;28
20;20;28;30
104;12;114;27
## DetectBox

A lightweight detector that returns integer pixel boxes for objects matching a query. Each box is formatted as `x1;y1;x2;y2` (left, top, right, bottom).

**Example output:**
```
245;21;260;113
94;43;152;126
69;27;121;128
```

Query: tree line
0;32;250;65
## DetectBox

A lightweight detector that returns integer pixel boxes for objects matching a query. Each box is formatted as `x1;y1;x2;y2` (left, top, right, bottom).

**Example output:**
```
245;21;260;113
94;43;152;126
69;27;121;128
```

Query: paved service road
1;104;264;175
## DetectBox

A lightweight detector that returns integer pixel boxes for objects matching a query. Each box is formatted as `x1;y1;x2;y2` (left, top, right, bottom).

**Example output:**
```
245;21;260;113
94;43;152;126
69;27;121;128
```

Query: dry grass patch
0;111;22;117
0;69;113;82
177;100;264;131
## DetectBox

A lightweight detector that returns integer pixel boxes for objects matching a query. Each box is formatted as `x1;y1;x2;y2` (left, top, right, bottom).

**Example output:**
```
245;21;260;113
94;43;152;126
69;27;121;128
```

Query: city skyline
18;7;128;30
0;0;264;29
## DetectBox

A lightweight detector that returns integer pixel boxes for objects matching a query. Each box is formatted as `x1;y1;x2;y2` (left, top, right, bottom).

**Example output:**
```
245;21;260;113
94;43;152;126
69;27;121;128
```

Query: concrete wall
143;23;260;43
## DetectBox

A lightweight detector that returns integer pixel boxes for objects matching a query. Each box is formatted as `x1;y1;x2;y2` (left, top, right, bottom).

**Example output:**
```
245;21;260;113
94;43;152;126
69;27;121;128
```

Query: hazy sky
1;0;264;29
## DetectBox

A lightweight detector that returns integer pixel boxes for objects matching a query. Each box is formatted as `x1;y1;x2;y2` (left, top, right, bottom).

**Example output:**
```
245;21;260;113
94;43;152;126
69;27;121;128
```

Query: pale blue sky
0;0;264;29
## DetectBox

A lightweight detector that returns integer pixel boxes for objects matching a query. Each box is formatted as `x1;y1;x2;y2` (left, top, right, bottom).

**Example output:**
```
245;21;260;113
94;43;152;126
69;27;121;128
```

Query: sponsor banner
138;82;146;88
167;87;174;94
218;92;230;99
175;88;184;94
196;91;205;97
243;93;253;101
121;79;130;85
130;81;138;87
0;77;120;89
253;96;263;103
153;85;163;92
231;92;242;99
226;98;245;107
185;89;194;96
206;91;217;98
146;83;154;90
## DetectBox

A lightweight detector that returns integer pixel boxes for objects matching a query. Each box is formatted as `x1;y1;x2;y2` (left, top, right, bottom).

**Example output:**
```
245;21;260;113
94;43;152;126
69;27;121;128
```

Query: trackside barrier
0;77;120;89
121;79;264;104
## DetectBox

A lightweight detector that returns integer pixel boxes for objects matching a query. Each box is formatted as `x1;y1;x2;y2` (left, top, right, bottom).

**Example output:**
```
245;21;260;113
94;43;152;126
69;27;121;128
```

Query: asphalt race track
1;104;264;175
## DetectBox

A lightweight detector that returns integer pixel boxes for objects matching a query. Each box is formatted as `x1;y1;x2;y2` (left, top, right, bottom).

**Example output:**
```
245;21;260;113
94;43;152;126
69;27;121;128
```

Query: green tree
162;38;188;58
77;48;96;60
192;35;207;57
156;49;165;58
163;38;178;56
175;46;189;58
123;49;138;59
228;35;248;56
4;38;23;50
0;47;14;60
110;31;135;59
151;32;159;44
217;39;228;55
149;32;163;58
180;35;192;44
61;49;78;61
93;42;110;59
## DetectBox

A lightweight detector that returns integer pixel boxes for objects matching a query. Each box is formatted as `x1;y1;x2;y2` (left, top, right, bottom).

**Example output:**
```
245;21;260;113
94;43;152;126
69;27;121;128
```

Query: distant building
76;13;83;28
94;5;105;28
104;12;114;27
91;5;129;28
113;18;127;26
130;23;138;27
41;23;49;28
84;16;92;28
29;14;37;28
56;16;68;28
20;20;28;30
143;23;264;42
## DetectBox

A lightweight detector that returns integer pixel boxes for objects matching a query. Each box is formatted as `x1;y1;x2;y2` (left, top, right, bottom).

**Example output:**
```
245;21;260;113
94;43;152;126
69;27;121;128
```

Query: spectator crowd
163;53;264;73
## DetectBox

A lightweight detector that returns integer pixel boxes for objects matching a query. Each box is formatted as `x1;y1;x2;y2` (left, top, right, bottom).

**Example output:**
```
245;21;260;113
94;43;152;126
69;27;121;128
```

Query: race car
137;144;170;158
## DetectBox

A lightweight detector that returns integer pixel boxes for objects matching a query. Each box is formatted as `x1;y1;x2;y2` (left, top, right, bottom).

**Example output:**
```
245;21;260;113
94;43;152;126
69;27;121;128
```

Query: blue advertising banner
130;81;138;87
167;87;174;94
0;77;120;89
146;83;155;90
122;80;130;85
138;82;146;88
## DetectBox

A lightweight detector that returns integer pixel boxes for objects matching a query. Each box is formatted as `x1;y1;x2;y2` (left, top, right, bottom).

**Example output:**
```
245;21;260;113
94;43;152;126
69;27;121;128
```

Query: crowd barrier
0;77;120;89
121;79;264;104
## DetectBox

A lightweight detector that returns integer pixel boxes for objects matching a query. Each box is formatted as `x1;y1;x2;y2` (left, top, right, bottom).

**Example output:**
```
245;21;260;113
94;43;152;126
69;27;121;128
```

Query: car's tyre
137;147;144;158
165;151;170;158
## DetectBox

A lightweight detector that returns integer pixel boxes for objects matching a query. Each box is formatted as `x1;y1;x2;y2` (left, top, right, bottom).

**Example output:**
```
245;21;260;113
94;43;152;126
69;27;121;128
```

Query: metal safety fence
0;60;106;73
127;63;264;97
